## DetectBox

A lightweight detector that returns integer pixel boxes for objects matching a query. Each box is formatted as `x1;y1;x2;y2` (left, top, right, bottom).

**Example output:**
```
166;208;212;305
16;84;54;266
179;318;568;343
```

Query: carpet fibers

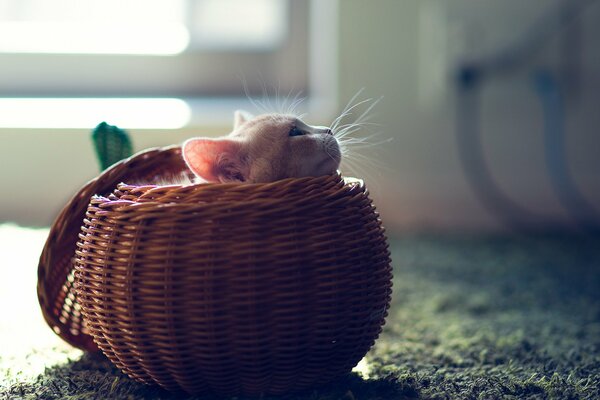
1;230;599;399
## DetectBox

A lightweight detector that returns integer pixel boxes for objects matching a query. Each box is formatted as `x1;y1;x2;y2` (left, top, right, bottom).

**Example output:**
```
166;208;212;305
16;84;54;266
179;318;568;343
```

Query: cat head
182;110;341;183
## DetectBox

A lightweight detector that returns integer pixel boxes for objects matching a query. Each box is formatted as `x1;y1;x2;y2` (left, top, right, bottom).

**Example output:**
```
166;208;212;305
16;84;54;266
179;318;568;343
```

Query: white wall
1;0;599;232
0;127;220;226
337;0;600;232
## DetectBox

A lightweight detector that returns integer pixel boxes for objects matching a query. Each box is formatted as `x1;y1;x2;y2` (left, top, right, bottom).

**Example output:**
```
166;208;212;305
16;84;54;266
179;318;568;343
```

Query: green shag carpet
1;232;599;399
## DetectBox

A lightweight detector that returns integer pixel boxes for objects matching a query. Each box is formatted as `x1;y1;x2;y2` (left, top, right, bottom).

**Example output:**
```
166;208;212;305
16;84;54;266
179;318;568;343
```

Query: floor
1;224;599;399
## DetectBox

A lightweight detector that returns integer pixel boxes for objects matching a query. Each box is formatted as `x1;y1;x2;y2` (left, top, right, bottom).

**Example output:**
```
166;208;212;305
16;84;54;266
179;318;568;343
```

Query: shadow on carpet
3;353;411;400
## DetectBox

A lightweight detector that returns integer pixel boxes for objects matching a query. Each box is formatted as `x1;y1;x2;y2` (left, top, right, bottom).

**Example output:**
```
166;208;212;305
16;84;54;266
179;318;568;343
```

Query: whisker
327;90;390;181
287;92;305;116
275;79;283;113
282;89;293;114
352;96;383;126
343;153;385;177
336;126;364;139
240;76;269;114
336;124;367;135
330;109;351;132
340;88;365;116
323;144;337;162
283;87;296;114
340;137;393;148
337;139;371;147
340;159;362;179
258;74;274;113
336;121;381;130
330;89;369;131
345;147;395;174
332;98;374;129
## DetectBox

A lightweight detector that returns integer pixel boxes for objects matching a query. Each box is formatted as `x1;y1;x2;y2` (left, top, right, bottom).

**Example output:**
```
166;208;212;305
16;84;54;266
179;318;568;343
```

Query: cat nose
325;128;333;135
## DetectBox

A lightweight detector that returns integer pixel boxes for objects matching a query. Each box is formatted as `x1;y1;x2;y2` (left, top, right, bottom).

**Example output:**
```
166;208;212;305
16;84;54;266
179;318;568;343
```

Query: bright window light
0;22;189;55
0;0;189;55
0;98;191;129
0;0;286;54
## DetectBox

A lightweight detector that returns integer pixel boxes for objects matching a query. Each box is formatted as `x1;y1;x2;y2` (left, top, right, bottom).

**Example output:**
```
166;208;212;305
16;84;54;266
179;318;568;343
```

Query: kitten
182;110;341;183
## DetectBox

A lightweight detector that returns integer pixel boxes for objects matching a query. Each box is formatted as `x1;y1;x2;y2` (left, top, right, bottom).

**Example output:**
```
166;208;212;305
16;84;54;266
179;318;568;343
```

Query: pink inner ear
182;138;218;182
182;138;240;182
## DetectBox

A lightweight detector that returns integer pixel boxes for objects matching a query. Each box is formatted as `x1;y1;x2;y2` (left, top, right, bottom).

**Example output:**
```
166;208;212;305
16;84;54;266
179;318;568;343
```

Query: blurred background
1;0;599;234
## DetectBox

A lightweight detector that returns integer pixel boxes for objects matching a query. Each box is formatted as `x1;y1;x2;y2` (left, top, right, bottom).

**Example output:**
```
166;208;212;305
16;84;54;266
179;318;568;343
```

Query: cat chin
315;157;341;177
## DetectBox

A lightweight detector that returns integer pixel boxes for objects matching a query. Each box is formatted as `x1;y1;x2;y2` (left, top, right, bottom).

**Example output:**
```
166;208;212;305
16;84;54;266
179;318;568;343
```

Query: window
0;0;338;128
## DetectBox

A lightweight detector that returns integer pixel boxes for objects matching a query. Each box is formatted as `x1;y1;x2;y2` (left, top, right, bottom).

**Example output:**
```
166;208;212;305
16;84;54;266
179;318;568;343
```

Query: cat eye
289;126;304;137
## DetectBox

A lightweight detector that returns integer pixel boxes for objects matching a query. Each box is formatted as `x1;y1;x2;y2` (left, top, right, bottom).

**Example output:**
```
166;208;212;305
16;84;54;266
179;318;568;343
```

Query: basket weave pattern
37;146;188;351
38;146;392;396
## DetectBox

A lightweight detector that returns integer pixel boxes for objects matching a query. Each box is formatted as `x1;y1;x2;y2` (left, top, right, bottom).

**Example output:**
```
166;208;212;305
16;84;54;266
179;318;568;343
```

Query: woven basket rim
116;173;362;191
101;174;362;204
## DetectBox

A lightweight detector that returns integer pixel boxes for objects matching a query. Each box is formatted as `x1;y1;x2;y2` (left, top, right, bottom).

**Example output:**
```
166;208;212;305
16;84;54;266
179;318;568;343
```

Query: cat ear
234;110;254;129
182;138;247;183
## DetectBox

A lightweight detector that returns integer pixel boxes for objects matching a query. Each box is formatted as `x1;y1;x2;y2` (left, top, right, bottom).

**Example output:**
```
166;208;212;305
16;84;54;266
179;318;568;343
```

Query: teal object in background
91;122;133;170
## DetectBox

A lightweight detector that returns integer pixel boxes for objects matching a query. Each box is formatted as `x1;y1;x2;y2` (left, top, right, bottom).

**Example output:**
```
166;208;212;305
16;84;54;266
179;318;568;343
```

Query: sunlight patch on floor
352;357;372;379
0;224;83;387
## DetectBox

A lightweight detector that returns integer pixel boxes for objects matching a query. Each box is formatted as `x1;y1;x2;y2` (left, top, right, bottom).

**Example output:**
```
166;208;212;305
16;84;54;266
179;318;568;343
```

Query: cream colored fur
183;111;341;183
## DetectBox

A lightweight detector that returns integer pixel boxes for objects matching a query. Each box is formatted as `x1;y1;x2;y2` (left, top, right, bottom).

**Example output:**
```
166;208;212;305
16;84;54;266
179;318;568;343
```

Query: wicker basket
37;146;393;396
